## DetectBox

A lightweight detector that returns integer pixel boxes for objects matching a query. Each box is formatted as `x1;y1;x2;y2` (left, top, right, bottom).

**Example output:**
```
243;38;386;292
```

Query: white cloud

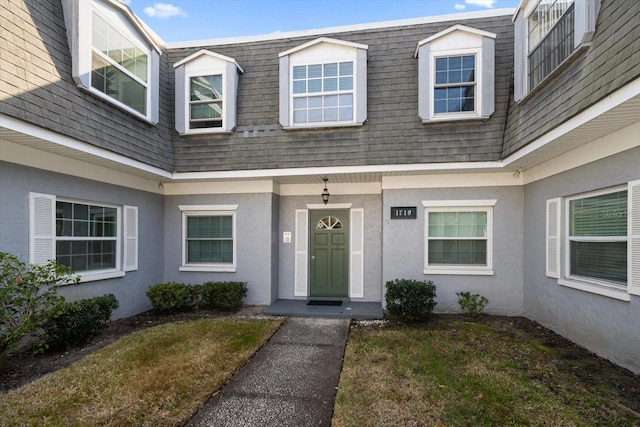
465;0;497;8
143;3;188;19
454;3;467;10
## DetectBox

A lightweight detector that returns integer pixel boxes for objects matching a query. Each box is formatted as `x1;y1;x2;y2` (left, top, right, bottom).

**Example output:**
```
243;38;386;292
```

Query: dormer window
513;0;600;100
279;37;368;129
415;25;496;122
61;0;161;123
434;55;476;114
91;12;148;115
174;50;244;134
527;0;575;90
190;75;223;129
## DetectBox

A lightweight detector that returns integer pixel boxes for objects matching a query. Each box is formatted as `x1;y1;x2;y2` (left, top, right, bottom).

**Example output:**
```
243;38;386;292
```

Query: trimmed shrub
457;291;489;317
385;279;437;323
43;294;119;350
0;252;77;358
200;281;247;312
146;282;192;312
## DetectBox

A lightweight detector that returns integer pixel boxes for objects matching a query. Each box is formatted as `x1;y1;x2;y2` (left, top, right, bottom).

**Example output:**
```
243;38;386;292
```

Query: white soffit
0;114;171;182
505;79;640;172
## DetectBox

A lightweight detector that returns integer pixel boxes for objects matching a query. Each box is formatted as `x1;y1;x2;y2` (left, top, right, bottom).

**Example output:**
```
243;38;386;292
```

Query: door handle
311;256;316;260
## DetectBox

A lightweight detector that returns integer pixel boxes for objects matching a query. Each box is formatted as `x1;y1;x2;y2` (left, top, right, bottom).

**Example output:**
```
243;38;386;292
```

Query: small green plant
42;294;119;350
0;252;77;358
456;291;489;317
385;279;437;323
146;282;192;312
200;281;247;312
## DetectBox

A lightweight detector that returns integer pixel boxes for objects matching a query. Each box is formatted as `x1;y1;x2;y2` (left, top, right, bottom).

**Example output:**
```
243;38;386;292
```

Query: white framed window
62;0;161;123
527;0;575;90
29;193;138;282
433;54;477;115
547;181;640;300
415;25;495;122
422;200;496;275
292;62;354;124
513;0;600;100
279;37;368;129
566;188;627;287
179;205;238;272
174;50;243;134
189;74;223;129
91;11;148;116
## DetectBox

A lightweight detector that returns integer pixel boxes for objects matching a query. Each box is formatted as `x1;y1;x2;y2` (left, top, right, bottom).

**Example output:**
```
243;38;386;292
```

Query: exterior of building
1;0;639;373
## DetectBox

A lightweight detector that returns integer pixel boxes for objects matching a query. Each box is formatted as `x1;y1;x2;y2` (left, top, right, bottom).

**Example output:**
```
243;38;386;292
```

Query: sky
122;0;520;43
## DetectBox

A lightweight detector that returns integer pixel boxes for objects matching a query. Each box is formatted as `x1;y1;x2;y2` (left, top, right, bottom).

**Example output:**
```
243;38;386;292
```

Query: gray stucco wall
278;194;383;301
382;185;524;315
523;146;640;374
0;161;164;319
163;193;277;305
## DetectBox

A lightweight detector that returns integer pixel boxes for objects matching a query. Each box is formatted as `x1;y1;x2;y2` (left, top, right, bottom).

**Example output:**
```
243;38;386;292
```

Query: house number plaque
391;207;417;219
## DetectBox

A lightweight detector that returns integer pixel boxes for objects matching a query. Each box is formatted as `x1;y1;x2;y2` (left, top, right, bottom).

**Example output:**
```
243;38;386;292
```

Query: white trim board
282;182;381;196
383;173;522;189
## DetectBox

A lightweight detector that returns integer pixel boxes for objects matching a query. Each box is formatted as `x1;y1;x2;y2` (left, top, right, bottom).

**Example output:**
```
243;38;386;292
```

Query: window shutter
29;192;55;265
350;208;364;298
123;205;138;272
294;209;308;296
629;181;640;296
546;198;561;278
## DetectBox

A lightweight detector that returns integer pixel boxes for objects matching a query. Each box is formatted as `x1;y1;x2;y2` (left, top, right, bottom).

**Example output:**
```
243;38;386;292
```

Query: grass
333;317;637;427
0;318;281;427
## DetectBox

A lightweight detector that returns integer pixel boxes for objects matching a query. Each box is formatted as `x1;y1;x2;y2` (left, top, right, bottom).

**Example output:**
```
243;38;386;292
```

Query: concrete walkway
186;317;350;427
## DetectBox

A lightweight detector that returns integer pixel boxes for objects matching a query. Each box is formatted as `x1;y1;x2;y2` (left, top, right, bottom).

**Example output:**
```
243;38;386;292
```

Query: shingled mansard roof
1;0;639;180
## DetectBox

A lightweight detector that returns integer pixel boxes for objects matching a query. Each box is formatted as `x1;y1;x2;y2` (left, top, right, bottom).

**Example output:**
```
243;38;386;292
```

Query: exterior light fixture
321;178;330;205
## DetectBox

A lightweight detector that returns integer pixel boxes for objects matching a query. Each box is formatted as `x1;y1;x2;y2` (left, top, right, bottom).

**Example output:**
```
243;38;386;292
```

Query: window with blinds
568;190;627;286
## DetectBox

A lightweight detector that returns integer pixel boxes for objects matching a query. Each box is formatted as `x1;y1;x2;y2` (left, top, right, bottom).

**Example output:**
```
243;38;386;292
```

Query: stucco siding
0;161;164;318
163;193;277;305
277;194;383;301
523;145;640;374
382;185;524;315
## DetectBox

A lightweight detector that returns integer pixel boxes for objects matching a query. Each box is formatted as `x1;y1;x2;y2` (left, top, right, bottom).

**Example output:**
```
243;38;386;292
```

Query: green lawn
0;318;281;427
333;317;638;426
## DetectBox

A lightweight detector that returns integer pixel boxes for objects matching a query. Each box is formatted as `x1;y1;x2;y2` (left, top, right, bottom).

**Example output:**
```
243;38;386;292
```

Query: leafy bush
0;252;77;358
146;282;192;312
43;294;119;350
200;281;247;312
385;279;437;323
456;291;489;318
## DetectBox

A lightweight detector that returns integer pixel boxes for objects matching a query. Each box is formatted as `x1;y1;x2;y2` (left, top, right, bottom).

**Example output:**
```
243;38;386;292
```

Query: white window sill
558;278;630;302
180;129;234;136
69;270;126;284
283;121;364;131
180;265;236;272
423;114;489;123
424;268;493;276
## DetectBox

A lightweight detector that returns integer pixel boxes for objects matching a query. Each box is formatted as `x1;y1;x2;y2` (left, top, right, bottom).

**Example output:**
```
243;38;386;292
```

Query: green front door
309;210;349;297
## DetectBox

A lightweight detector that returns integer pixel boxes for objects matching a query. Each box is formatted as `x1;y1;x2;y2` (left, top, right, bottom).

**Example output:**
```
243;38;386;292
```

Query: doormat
307;300;343;306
